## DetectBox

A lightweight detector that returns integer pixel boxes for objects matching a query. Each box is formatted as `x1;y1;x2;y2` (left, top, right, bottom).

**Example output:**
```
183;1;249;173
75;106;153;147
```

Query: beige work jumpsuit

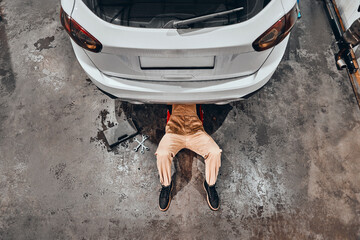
155;104;222;187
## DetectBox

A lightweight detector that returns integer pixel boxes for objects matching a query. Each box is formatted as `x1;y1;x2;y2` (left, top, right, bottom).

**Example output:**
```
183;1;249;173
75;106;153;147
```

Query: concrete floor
0;0;360;239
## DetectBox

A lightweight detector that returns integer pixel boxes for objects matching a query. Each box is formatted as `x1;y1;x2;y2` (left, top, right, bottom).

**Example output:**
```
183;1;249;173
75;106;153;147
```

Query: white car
60;0;298;104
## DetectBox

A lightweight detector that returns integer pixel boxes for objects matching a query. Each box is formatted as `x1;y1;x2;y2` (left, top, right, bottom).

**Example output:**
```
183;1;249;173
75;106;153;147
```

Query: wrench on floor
133;135;149;154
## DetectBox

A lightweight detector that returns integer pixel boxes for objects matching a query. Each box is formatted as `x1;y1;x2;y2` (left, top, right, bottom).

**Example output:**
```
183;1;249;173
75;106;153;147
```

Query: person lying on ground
155;104;222;211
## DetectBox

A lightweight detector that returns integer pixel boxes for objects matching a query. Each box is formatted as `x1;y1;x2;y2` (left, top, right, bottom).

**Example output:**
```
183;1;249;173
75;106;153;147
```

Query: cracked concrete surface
0;0;360;239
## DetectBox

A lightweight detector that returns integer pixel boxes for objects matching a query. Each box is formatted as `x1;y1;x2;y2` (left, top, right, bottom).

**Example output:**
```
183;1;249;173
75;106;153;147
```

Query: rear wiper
163;7;244;29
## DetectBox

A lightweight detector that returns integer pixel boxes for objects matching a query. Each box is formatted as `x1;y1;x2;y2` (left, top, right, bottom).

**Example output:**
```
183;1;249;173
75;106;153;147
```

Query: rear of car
60;0;298;104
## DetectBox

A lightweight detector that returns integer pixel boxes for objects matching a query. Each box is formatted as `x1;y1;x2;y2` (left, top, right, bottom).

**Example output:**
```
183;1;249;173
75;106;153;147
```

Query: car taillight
60;7;102;53
253;4;298;51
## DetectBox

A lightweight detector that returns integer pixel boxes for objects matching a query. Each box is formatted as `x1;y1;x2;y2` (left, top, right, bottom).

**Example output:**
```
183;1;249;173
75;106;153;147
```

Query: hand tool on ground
103;117;138;148
133;135;149;154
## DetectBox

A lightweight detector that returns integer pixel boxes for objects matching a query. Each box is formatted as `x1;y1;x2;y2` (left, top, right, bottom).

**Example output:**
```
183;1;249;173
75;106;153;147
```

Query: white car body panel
85;48;272;81
63;0;297;103
281;0;297;12
72;0;284;51
72;35;290;104
60;0;75;15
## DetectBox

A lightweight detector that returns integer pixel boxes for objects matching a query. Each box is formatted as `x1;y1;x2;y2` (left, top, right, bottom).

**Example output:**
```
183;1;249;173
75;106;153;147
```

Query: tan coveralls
155;104;222;187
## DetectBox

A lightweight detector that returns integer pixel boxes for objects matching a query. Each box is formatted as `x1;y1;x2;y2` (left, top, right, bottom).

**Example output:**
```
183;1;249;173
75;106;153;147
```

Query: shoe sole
203;183;219;211
159;183;173;212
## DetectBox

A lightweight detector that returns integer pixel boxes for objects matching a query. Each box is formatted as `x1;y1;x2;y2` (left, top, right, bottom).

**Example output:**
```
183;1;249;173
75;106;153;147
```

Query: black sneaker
159;181;173;212
203;180;220;211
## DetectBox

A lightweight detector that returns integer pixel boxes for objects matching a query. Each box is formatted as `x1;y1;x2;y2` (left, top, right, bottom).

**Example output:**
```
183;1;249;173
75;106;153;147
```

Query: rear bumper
71;35;289;104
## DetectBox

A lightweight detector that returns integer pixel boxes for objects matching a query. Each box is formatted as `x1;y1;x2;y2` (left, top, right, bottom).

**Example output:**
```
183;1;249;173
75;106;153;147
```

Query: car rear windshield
82;0;272;28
